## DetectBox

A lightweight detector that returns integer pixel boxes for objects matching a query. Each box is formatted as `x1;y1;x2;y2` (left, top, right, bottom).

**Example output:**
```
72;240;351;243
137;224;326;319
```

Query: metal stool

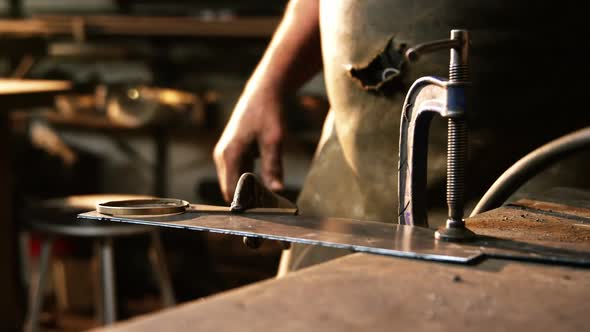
23;194;175;332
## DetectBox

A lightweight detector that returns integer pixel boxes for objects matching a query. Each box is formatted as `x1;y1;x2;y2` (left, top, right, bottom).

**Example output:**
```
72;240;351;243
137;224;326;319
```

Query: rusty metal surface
510;201;590;223
465;206;590;265
467;206;590;246
511;187;590;221
89;253;590;332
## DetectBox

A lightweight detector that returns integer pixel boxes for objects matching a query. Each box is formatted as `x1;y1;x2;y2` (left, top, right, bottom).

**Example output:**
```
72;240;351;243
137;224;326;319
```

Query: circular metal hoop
97;198;189;216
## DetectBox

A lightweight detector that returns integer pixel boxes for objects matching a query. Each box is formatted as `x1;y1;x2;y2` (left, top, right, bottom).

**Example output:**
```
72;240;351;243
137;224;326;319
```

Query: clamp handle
406;30;470;84
405;39;461;62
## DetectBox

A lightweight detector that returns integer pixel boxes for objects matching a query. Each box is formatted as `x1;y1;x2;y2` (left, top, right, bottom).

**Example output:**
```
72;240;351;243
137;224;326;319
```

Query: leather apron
278;0;589;275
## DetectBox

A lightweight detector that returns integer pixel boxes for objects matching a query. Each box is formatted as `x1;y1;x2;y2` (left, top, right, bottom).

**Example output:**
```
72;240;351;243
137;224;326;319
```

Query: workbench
89;252;588;332
81;190;590;331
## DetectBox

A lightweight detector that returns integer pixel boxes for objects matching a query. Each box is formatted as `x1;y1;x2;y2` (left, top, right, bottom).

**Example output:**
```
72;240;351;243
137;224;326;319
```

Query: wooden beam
0;15;279;38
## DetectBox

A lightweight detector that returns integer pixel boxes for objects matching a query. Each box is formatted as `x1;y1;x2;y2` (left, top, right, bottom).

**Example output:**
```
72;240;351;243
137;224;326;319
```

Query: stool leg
25;236;53;332
19;232;31;288
98;238;117;325
149;232;175;307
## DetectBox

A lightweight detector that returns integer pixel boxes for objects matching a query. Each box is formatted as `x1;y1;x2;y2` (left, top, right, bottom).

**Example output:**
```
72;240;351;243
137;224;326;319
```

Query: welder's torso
282;0;588;273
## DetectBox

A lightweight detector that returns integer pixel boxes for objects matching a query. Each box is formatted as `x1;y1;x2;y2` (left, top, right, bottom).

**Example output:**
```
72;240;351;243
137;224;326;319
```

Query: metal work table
79;191;590;331
89;252;589;332
0;79;71;330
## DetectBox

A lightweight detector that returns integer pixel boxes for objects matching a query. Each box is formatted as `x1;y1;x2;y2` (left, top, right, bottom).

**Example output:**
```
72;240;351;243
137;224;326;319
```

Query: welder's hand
231;172;295;251
213;90;285;202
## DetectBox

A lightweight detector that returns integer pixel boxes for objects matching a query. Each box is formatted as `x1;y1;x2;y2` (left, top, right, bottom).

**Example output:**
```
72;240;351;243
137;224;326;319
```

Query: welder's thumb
231;172;295;212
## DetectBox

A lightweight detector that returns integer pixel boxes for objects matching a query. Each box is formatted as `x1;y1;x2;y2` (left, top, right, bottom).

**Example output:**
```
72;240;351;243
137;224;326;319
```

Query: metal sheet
79;211;481;264
78;210;590;266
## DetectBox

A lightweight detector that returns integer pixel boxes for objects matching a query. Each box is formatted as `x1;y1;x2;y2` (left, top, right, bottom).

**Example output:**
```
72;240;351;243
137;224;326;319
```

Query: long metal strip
79;211;481;264
78;211;590;266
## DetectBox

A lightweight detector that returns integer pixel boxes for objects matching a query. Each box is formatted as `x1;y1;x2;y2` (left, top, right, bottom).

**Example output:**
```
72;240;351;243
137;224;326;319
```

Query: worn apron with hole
278;0;589;275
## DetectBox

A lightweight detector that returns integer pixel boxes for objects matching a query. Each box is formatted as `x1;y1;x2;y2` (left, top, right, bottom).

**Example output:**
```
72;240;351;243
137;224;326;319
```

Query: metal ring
97;198;189;216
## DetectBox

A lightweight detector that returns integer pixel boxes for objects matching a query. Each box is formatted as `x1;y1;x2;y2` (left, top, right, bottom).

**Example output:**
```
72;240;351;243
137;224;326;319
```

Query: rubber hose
470;127;590;216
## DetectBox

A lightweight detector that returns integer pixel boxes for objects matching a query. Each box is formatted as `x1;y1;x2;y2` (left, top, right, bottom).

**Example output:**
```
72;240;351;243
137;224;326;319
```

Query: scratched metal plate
78;211;590;266
79;211;482;263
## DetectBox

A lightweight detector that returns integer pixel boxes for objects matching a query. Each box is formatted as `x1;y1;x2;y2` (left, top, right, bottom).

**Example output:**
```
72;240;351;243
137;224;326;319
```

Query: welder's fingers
214;143;247;203
222;168;240;203
259;135;284;192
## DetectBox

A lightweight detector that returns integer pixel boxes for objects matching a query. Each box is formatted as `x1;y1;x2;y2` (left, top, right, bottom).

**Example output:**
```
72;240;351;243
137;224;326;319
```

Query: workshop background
1;1;328;331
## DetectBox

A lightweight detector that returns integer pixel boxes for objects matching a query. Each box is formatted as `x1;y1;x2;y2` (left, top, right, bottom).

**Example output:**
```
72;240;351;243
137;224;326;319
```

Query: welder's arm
213;0;322;202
